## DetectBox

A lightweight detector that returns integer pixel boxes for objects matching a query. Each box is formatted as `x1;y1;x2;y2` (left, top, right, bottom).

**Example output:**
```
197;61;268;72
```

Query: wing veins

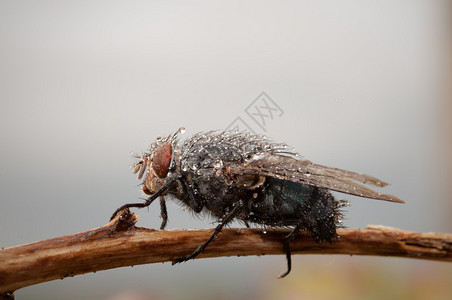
229;154;404;203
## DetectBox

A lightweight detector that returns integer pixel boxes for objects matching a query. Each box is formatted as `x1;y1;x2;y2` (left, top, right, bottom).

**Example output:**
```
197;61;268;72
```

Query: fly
111;127;404;277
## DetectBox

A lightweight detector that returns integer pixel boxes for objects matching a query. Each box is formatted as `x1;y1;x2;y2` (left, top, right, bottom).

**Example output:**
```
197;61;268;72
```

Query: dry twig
0;209;451;296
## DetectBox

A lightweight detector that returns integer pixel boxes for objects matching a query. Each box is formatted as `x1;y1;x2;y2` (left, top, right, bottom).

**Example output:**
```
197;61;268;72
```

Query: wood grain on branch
0;209;451;294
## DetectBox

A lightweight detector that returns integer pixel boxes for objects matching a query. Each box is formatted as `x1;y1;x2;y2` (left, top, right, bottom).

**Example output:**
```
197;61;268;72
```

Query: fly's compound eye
151;142;172;178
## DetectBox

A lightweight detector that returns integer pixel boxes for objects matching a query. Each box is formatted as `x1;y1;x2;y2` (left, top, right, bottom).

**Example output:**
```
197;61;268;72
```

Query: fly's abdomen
249;177;342;242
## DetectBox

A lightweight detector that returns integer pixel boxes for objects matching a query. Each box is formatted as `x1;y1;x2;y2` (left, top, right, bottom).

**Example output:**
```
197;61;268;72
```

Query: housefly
111;127;404;277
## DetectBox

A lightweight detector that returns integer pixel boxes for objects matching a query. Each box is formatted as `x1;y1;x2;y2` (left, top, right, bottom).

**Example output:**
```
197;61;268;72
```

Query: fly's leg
110;197;158;221
173;204;241;264
159;196;168;230
180;176;203;213
110;177;177;221
279;223;303;278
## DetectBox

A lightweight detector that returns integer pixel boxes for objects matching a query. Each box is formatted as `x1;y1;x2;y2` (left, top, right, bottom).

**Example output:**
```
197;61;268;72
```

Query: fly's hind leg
173;204;241;264
279;223;303;278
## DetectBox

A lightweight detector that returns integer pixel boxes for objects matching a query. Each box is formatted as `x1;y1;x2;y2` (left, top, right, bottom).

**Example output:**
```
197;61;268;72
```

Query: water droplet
179;127;186;134
339;200;351;208
263;230;267;234
213;159;223;169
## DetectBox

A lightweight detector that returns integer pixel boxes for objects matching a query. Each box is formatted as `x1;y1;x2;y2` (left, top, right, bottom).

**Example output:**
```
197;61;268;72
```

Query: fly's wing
228;153;404;203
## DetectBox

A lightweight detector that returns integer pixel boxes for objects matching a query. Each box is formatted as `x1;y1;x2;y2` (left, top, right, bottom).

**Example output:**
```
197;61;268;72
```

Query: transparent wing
228;153;404;203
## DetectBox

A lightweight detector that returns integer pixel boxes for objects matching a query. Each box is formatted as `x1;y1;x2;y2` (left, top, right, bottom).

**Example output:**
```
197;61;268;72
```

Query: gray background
1;1;451;299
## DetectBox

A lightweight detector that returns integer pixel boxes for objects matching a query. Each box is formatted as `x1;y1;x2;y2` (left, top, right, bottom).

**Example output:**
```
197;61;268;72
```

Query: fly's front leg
173;204;241;264
110;177;177;221
110;196;159;221
180;176;203;213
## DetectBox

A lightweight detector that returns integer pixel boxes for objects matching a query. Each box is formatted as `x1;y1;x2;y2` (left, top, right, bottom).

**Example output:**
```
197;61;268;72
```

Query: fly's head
131;128;184;195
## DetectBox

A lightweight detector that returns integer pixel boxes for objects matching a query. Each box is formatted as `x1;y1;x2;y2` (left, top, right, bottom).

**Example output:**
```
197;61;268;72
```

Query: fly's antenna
131;156;148;180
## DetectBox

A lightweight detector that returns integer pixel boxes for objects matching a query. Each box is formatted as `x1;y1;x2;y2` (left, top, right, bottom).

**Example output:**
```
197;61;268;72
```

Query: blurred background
1;0;451;299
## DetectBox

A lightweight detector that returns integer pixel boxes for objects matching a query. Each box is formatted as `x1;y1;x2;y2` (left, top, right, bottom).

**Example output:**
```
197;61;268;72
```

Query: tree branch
0;209;451;294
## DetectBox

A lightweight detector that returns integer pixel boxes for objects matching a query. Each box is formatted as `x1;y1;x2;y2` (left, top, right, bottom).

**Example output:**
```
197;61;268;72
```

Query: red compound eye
152;142;172;178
